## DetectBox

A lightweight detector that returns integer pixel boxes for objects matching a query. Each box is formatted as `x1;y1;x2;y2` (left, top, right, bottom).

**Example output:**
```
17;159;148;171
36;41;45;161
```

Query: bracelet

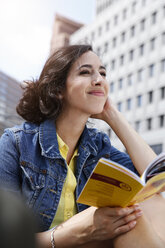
51;226;57;248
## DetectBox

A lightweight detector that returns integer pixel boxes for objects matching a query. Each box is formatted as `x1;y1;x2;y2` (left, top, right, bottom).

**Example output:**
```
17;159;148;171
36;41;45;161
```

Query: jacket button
104;154;110;158
41;169;47;174
20;161;26;166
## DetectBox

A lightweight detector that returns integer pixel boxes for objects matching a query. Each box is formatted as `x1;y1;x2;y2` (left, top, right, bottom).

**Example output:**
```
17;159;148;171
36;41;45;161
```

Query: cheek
105;83;109;96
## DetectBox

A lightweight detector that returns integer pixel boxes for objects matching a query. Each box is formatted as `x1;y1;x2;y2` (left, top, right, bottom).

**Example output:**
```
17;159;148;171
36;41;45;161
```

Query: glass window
127;73;133;85
132;1;137;13
137;95;142;107
146;118;152;130
117;102;122;112
159;115;165;127
129;49;134;61
127;98;132;110
151;11;157;25
140;18;145;31
160;87;165;99
97;47;101;56
104;42;109;53
98;26;102;36
149;64;155;77
114;15;118;25
139;43;144;56
106;20;110;31
112;37;117;48
141;0;146;6
130;25;135;37
91;31;95;41
150;37;156;50
135;120;140;132
150;144;162;154
161;59;165;72
111;59;116;70
107;128;111;138
148;91;153;103
162;32;165;45
120;54;124;65
118;78;123;89
137;68;144;82
122;8;127;20
110;82;114;93
121;31;126;42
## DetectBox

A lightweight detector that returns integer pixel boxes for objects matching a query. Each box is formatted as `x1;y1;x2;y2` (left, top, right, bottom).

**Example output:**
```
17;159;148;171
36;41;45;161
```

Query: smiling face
62;51;109;117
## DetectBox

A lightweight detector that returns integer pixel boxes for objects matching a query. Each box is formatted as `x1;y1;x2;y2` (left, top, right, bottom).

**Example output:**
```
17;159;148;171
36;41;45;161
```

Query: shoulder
7;122;39;134
87;127;110;143
2;122;40;140
81;126;111;156
1;122;40;146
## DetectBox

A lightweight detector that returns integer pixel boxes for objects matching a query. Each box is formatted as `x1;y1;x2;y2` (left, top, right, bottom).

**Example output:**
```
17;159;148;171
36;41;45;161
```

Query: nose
91;72;104;86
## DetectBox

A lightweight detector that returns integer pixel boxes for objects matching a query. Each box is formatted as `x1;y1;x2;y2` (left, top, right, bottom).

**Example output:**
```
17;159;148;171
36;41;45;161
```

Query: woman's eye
100;72;106;77
79;70;90;75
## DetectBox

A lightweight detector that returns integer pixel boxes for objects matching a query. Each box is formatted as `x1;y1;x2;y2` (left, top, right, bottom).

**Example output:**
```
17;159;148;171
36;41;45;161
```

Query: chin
91;106;104;115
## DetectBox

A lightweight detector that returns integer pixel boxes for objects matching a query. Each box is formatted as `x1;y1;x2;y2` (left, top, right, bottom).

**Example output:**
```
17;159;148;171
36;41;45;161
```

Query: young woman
0;45;165;248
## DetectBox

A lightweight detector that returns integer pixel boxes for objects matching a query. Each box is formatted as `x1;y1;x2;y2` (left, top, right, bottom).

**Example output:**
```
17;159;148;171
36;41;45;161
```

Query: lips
88;90;105;96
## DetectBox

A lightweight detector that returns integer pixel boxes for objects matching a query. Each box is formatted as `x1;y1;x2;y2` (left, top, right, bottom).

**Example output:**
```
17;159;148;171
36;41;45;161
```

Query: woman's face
62;51;109;116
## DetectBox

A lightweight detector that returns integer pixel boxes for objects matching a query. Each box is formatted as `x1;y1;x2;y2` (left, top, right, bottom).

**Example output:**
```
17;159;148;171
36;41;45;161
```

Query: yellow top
50;134;78;228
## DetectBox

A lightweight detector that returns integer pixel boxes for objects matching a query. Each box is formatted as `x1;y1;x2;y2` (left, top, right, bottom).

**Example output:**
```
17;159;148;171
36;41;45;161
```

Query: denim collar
39;119;98;159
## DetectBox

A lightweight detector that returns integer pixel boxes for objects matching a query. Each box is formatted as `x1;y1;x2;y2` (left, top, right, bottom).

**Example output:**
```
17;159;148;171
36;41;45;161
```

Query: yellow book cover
77;152;165;208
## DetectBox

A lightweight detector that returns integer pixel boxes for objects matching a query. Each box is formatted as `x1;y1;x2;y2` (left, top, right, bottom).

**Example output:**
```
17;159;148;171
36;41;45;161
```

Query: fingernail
136;210;143;217
130;220;136;227
134;204;141;211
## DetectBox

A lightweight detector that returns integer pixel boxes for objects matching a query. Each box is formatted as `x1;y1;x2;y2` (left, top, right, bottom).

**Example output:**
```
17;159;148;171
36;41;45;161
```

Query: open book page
141;152;165;183
77;159;144;208
129;172;165;205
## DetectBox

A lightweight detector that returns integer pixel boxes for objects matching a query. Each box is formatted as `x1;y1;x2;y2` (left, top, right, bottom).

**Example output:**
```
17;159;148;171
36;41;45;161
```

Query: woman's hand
90;97;115;123
50;205;142;247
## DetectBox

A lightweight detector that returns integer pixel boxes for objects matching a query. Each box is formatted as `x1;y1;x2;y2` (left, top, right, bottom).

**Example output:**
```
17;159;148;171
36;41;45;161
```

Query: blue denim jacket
0;119;137;231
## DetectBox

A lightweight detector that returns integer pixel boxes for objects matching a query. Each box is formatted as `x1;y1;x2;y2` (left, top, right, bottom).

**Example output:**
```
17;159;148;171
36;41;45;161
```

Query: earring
58;94;63;99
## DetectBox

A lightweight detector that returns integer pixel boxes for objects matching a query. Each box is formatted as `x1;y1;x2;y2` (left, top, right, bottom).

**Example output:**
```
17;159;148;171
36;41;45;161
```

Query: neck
56;110;89;148
55;110;89;164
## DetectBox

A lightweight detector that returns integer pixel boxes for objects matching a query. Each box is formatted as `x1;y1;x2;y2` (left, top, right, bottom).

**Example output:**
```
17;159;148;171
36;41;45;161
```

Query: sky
0;0;95;82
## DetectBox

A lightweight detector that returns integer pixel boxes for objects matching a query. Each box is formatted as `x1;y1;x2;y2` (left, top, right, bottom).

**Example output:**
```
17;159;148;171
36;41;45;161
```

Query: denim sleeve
0;130;21;193
110;145;139;175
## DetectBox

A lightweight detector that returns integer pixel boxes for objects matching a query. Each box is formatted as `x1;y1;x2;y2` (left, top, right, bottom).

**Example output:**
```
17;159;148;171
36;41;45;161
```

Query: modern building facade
50;13;83;53
0;71;22;136
70;0;165;153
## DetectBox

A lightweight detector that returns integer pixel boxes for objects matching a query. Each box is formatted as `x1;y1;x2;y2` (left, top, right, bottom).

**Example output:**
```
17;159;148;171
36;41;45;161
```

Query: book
77;152;165;208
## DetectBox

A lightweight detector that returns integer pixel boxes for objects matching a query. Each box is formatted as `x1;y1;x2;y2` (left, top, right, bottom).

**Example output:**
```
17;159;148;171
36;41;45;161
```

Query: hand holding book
77;152;165;208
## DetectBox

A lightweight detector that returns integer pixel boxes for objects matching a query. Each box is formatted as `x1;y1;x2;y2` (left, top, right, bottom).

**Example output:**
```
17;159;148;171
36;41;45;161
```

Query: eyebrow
78;64;106;70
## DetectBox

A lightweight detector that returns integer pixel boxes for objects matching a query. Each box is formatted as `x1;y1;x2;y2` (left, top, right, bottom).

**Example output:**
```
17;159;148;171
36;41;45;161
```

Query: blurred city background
0;0;165;154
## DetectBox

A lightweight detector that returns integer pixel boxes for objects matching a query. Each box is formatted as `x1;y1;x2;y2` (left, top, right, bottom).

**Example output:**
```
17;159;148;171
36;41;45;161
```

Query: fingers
114;208;143;226
102;204;141;218
94;204;143;239
114;219;137;236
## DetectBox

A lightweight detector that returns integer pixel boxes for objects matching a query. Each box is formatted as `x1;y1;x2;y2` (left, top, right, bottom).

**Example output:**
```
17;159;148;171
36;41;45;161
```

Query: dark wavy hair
16;44;93;124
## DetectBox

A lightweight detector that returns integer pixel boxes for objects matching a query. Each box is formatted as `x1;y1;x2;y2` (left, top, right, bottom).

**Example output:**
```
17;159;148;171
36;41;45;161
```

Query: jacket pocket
20;160;46;207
